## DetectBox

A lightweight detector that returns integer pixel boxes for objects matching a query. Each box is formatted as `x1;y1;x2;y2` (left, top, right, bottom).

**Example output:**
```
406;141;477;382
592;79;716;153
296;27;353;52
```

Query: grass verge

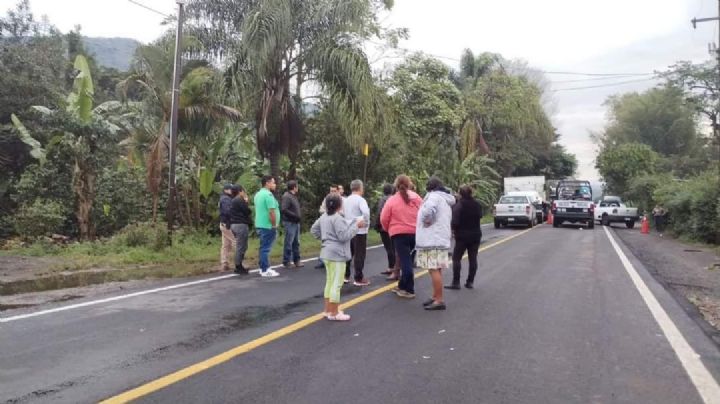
0;231;382;295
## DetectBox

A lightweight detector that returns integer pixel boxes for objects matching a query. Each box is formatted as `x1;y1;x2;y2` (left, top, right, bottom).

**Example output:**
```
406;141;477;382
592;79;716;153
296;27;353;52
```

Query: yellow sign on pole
362;143;369;156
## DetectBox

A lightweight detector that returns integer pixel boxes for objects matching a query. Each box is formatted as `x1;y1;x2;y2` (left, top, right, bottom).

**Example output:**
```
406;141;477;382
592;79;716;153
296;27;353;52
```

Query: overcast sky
16;0;719;179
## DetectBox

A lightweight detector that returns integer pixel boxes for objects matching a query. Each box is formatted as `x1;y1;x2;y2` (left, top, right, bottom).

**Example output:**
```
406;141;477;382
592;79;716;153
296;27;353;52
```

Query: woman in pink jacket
380;174;422;298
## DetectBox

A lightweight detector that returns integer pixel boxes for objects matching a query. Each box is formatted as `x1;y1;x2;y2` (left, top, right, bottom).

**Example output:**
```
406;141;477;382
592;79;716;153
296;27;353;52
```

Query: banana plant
12;55;124;240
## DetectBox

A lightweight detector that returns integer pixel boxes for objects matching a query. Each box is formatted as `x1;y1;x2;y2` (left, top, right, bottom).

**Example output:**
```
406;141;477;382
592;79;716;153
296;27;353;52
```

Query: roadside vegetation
594;71;720;245
0;0;575;278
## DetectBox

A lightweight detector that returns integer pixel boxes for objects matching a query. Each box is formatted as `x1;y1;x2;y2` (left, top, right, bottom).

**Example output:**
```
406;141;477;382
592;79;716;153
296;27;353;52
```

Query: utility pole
692;0;720;141
166;0;185;242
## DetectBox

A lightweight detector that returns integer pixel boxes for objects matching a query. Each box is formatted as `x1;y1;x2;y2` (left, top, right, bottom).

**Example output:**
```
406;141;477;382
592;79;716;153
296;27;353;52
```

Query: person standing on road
380;174;422;299
376;184;396;276
416;177;455;310
230;185;252;275
254;175;281;277
218;184;237;271
446;185;483;290
318;185;339;215
311;193;366;321
281;180;304;269
316;185;340;269
652;204;667;237
343;180;371;286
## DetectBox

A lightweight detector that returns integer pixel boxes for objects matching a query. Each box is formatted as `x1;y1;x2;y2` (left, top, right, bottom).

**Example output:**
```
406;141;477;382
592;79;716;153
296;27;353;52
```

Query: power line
552;77;657;92
542;71;653;77
551;74;656;84
367;40;654;79
126;0;172;18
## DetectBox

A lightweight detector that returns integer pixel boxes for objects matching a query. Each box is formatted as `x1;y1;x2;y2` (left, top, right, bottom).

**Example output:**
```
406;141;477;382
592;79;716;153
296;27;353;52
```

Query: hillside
82;37;140;71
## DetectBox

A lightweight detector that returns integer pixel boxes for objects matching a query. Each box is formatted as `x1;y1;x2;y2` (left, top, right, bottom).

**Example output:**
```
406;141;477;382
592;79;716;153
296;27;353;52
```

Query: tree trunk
193;184;202;228
73;159;96;241
151;193;159;223
269;149;281;179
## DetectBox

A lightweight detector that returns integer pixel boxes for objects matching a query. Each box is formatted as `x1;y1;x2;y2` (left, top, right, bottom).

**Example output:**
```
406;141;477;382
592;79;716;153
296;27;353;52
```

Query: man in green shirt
254;175;281;277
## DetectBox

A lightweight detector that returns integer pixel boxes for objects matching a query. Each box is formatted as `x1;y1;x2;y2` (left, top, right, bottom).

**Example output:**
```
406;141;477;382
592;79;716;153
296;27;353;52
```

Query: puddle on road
169;298;320;352
0;303;36;311
1;272;117;296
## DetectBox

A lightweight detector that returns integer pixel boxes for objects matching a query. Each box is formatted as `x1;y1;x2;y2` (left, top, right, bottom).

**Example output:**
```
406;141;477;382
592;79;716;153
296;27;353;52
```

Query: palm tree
118;41;242;222
190;0;392;178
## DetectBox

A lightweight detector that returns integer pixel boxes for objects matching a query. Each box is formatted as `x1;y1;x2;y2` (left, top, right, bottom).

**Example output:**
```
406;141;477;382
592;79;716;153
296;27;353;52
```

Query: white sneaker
260;269;280;277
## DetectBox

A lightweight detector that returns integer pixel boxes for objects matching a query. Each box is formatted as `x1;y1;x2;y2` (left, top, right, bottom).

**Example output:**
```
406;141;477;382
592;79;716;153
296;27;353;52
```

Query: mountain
82;37;140;71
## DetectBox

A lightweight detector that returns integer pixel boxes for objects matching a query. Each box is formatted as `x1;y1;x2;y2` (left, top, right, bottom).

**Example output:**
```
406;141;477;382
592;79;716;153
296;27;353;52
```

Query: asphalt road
2;224;720;404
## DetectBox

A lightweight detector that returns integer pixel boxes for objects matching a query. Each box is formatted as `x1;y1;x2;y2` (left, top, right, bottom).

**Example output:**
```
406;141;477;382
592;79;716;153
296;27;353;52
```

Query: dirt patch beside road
613;225;720;342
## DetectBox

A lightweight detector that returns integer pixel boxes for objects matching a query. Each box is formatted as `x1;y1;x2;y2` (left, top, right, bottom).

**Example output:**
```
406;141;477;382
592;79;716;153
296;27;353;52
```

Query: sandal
327;312;351;321
380;269;393;275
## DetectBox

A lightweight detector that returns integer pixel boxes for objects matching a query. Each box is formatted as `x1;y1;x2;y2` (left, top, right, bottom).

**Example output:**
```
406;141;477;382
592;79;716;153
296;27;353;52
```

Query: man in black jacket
281;180;303;268
230;185;252;274
218;184;236;271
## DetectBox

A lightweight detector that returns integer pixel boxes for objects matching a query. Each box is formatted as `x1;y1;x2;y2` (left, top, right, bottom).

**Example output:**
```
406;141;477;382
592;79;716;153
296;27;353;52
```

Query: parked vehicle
506;191;545;223
493;195;538;229
594;196;639;228
504;176;546;199
504;176;547;222
551;180;595;229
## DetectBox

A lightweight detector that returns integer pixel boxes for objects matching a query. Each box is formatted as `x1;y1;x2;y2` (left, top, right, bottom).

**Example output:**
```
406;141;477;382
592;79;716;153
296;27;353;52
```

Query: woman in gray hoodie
416;177;456;310
311;193;366;321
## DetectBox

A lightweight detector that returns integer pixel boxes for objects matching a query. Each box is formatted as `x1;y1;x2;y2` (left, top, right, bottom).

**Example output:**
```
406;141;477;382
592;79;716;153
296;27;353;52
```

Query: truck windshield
499;196;528;204
557;182;592;201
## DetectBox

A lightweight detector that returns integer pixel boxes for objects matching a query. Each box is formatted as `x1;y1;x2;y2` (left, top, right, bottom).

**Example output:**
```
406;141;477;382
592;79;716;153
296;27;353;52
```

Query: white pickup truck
595;196;640;228
493;195;538;228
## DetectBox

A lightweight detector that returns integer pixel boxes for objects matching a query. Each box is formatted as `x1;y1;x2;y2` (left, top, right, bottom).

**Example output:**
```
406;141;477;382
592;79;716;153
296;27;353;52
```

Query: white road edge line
604;227;720;404
0;245;385;323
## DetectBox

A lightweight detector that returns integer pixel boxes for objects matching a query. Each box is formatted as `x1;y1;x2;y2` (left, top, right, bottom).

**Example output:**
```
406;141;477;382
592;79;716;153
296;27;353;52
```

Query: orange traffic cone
546;209;553;225
641;215;650;234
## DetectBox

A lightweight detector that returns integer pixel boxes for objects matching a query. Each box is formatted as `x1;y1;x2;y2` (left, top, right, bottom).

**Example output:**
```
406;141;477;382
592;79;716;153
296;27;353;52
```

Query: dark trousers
452;237;480;285
392;234;416;294
345;234;367;281
282;221;301;264
380;231;396;268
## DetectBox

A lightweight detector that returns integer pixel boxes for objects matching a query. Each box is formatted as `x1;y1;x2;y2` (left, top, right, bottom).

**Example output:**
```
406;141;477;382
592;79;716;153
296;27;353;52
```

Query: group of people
218;173;485;322
218;175;303;278
314;174;484;321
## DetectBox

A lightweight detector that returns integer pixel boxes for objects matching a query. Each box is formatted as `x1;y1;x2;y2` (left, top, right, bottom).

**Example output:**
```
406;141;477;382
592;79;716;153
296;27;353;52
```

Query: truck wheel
494;219;500;229
626;221;635;229
536;212;543;224
601;214;609;226
587;220;595;229
553;220;560;228
528;219;534;228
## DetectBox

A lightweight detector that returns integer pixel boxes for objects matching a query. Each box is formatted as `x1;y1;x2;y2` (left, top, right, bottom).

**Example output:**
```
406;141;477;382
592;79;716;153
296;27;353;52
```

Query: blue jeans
282;221;301;265
257;228;277;272
392;234;416;294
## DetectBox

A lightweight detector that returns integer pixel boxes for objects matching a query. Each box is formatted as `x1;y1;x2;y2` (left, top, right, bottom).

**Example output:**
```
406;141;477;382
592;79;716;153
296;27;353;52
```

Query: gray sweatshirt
311;213;359;261
415;190;456;250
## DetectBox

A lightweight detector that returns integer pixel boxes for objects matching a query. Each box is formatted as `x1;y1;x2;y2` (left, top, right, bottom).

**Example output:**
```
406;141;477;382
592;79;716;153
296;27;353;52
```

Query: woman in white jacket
416;177;455;310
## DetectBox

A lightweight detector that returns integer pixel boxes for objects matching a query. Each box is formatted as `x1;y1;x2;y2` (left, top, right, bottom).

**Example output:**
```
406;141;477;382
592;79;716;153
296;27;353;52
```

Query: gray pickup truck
551;180;595;229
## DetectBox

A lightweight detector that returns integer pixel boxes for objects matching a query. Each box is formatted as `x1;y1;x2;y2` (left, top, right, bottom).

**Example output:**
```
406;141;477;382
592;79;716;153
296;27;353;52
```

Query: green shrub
12;199;66;239
93;164;153;237
654;171;719;244
114;222;170;251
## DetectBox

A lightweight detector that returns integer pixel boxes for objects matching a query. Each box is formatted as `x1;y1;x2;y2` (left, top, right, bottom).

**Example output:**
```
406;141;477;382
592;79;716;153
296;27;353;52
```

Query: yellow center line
101;226;536;403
